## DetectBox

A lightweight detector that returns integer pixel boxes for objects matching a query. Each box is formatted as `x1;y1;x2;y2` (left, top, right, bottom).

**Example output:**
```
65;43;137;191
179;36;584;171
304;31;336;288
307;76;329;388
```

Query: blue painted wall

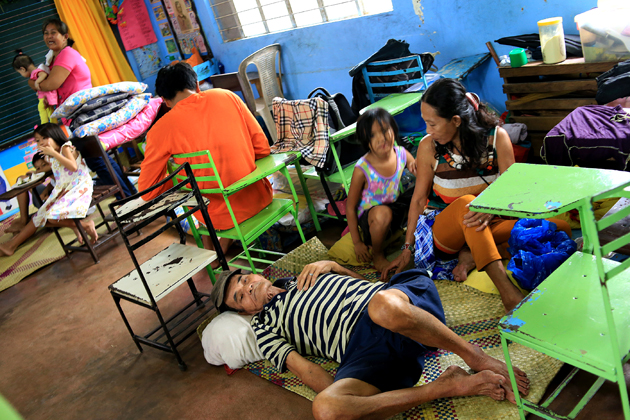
194;0;597;112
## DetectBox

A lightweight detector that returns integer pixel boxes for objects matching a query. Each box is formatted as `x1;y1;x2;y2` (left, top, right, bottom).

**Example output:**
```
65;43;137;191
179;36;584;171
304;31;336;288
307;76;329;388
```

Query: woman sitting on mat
381;78;571;312
346;108;416;272
0;124;96;257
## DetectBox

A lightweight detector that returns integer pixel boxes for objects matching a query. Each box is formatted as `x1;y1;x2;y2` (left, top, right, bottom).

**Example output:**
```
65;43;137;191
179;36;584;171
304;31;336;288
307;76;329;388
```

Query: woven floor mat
0;204;111;293
246;237;563;420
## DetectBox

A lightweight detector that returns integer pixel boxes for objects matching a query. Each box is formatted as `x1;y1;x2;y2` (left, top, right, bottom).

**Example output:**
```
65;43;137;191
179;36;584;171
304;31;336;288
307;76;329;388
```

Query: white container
575;8;630;63
538;17;567;64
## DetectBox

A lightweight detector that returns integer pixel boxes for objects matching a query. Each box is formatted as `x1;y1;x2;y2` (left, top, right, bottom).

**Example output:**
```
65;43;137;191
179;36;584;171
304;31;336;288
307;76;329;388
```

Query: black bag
307;87;357;132
596;59;630;105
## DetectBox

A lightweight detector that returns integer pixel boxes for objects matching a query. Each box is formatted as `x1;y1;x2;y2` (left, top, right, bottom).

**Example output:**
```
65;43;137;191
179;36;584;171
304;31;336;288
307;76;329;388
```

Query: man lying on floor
210;261;530;420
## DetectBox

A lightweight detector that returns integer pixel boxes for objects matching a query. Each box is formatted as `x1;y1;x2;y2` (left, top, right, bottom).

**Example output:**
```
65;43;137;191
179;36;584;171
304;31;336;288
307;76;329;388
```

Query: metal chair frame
108;162;229;371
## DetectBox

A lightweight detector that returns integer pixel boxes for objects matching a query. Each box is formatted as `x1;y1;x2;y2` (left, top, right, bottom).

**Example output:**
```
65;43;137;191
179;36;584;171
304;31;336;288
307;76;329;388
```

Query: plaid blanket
271;97;329;168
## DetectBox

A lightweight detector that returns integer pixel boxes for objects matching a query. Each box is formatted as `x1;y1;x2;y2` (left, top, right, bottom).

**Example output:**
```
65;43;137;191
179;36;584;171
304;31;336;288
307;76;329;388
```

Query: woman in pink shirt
27;18;92;105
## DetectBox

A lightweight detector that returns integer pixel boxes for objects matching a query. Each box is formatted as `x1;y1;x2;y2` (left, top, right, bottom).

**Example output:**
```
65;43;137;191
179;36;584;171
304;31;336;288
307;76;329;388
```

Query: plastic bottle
537;17;566;64
218;61;225;74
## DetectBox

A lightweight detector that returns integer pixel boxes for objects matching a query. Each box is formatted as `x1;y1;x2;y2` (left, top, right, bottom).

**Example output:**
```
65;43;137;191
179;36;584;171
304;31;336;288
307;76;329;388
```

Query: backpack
596;59;630;105
307;87;357;132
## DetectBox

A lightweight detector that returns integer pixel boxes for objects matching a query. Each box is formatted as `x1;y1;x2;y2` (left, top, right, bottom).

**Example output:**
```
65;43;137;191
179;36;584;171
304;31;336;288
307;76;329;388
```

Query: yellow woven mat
246;237;563;420
0;203;110;293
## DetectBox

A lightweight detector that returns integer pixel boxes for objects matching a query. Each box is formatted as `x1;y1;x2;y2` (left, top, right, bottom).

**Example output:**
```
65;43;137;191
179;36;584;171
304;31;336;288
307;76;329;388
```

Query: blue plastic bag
507;219;577;290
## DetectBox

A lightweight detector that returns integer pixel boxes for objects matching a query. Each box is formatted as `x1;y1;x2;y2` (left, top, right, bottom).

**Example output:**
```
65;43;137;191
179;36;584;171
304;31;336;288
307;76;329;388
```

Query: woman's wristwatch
401;242;414;252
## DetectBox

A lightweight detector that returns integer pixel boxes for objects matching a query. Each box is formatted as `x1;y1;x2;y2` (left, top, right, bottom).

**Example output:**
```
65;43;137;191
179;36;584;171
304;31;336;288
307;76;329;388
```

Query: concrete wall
194;0;596;111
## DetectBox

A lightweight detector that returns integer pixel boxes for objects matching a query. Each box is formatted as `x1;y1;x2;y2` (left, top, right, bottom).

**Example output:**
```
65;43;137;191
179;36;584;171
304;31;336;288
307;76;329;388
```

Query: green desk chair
499;180;630;420
172;150;306;277
302;92;423;225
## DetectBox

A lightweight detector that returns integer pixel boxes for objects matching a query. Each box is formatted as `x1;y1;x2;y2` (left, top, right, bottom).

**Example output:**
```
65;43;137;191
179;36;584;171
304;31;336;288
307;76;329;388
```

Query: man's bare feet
82;220;98;244
465;344;529;397
373;254;391;274
435;365;507;402
7;219;26;234
0;243;15;257
452;248;475;282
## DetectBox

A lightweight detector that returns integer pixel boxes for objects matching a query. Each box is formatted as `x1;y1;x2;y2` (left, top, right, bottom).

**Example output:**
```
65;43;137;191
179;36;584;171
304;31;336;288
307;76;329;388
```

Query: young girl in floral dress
0;124;96;256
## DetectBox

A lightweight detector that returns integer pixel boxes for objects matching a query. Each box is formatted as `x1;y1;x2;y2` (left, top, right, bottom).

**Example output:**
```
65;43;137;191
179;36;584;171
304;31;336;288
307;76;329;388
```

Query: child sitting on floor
12;49;58;124
6;153;55;235
0;124;96;257
346;108;417;272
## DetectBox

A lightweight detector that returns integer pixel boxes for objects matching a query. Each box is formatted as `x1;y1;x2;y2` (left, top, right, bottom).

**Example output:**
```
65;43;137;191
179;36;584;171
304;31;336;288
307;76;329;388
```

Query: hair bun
15;49;23;55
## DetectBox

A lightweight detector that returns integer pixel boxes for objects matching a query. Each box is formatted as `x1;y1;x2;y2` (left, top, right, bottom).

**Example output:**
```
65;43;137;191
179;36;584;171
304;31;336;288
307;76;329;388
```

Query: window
209;0;393;42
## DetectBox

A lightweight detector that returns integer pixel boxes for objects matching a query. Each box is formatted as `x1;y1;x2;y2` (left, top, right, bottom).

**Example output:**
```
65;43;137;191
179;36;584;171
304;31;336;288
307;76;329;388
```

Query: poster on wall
166;0;194;34
131;43;163;79
0;139;38;221
117;0;158;51
153;5;166;21
163;0;209;57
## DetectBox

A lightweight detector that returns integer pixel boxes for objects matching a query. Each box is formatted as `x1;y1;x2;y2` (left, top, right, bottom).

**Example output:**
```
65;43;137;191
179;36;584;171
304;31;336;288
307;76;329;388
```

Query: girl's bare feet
452;247;475;282
82;220;98;244
373;254;391;274
0;243;15;257
71;226;84;244
435;365;507;402
7;218;26;234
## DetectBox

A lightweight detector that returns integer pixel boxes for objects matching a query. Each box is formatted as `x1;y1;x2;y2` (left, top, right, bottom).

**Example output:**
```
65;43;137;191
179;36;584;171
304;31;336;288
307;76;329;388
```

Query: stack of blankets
50;82;163;151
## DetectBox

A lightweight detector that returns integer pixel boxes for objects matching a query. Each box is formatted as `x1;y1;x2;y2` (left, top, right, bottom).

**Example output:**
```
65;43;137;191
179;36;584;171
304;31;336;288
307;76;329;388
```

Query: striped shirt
429;127;499;208
251;273;385;372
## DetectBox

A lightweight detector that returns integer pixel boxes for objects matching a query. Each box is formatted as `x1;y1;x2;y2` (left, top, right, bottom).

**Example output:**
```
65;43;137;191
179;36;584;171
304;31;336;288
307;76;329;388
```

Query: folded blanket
98;97;163;150
69;98;129;131
52;82;147;119
67;92;132;122
72;94;151;138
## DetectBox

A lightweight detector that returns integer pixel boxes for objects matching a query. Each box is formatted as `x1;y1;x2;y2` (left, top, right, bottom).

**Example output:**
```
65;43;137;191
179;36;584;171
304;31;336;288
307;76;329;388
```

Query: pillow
69;98;129;130
72;94;151;138
52;81;148;119
98;97;163;151
67;92;132;121
201;311;264;369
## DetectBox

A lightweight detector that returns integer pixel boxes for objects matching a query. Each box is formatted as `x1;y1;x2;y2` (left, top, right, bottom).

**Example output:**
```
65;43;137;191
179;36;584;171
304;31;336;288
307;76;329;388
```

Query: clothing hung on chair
271;97;330;168
542;105;630;171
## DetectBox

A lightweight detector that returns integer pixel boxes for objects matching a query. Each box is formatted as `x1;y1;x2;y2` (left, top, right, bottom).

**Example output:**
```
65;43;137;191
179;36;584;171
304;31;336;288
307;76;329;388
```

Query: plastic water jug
538;17;567;64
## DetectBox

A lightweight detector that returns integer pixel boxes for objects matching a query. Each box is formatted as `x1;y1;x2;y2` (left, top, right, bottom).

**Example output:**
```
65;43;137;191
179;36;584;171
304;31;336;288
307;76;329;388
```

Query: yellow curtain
53;0;137;86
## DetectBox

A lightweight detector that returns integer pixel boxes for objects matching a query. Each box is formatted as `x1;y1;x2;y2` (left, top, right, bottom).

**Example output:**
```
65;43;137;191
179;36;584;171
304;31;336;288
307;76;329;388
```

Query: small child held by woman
0;123;96;257
346;108;417;272
13;49;58;124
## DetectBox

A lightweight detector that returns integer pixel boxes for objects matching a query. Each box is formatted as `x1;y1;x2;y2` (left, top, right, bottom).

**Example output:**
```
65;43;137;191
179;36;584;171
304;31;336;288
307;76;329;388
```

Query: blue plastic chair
361;55;428;103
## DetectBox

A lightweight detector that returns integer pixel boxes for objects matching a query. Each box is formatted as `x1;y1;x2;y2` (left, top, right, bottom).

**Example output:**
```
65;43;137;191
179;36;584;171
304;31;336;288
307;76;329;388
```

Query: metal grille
0;0;59;147
208;0;392;42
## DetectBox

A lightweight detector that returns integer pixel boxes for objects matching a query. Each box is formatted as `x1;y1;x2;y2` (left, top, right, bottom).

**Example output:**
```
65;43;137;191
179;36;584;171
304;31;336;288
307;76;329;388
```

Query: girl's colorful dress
32;141;93;227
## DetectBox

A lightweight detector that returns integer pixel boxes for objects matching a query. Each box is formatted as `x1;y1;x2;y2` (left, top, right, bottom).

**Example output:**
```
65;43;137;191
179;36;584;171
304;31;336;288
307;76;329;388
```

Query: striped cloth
251;273;385;372
429;128;499;207
271;97;330;168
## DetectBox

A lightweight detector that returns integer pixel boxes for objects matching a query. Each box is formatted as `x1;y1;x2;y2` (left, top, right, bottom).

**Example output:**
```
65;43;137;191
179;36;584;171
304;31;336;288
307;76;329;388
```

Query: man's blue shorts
334;269;446;392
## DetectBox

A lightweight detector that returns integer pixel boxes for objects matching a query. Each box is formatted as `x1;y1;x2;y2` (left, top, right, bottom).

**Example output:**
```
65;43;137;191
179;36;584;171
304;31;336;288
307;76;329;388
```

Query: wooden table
0;172;50;202
498;58;620;157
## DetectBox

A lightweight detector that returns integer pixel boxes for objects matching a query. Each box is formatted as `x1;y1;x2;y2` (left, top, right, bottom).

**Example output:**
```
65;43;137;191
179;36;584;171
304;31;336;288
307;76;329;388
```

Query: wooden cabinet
499;58;618;157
